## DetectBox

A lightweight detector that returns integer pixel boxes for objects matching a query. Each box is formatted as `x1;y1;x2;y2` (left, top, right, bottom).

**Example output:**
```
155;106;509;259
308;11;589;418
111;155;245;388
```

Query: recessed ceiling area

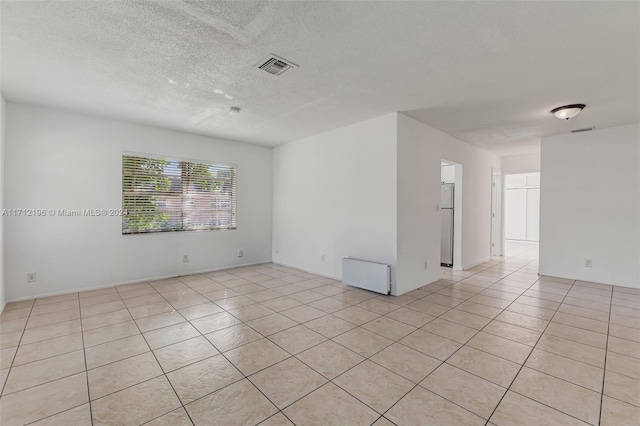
1;1;638;155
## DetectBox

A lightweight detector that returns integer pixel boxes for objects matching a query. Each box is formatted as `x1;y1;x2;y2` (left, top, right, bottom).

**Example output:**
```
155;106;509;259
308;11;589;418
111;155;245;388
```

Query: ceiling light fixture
229;106;241;114
551;104;585;120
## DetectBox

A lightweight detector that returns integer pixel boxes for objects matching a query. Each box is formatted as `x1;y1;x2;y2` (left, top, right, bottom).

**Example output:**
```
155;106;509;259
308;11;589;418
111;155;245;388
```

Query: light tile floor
0;242;638;425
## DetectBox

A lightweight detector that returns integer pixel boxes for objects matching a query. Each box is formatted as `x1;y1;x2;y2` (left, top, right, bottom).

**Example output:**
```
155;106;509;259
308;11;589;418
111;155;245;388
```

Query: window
122;155;237;234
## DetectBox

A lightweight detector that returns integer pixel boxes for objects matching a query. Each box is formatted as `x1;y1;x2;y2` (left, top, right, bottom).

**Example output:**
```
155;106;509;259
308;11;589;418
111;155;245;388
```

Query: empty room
0;1;638;425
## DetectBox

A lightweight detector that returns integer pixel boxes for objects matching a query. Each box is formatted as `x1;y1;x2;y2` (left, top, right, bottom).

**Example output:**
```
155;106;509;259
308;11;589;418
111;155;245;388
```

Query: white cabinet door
505;189;527;240
526;188;540;241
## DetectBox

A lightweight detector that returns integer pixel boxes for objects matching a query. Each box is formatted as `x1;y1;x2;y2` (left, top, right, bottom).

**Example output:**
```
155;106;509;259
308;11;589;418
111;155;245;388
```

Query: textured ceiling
1;1;638;155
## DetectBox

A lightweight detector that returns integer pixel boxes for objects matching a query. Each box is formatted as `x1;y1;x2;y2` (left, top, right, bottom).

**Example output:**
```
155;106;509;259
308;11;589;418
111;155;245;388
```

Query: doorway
441;161;462;270
504;172;540;256
491;168;503;257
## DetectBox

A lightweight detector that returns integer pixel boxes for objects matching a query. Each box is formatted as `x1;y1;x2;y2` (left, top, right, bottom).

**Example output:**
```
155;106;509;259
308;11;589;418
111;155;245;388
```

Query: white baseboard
462;257;492;271
4;260;271;304
271;261;341;281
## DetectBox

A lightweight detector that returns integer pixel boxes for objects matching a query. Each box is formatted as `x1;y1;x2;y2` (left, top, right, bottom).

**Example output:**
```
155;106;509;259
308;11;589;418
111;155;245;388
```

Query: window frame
122;153;237;235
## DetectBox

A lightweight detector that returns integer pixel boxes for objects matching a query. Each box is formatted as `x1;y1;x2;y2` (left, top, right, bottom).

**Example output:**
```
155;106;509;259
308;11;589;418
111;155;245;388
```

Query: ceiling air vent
571;127;595;133
255;54;298;76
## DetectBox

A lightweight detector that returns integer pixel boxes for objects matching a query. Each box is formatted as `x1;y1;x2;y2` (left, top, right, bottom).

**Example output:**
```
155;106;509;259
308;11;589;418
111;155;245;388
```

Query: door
505;189;527;240
504;173;540;242
491;169;503;256
526;188;540;241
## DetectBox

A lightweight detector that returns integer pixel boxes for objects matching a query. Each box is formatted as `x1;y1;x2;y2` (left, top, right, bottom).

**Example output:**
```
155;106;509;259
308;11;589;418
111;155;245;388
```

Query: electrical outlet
424;261;428;269
238;249;244;257
321;254;326;262
27;272;37;283
182;255;189;263
584;259;592;268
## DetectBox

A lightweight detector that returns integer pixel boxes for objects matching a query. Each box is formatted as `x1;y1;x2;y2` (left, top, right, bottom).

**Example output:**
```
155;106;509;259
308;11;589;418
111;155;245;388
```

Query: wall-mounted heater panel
342;257;390;295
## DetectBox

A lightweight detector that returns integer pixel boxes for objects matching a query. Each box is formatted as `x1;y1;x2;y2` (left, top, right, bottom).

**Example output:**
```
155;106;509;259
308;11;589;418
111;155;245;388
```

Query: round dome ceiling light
551;104;585;120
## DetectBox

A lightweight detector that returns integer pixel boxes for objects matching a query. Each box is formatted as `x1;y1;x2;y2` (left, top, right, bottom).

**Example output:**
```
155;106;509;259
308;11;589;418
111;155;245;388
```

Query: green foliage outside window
122;155;236;234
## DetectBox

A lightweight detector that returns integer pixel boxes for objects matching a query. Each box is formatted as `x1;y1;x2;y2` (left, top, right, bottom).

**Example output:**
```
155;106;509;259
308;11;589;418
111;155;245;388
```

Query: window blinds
122;155;237;234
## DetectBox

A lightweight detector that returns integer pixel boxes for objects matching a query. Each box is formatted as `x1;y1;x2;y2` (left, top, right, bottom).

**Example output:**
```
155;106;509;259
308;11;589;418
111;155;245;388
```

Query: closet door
526;188;540;241
505;188;527;240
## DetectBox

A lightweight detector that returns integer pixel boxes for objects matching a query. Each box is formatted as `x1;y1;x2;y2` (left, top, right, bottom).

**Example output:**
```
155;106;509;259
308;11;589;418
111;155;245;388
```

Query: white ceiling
1;1;638;155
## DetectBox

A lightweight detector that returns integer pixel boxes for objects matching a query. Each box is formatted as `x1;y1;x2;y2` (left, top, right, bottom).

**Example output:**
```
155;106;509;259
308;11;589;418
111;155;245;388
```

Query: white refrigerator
440;183;454;267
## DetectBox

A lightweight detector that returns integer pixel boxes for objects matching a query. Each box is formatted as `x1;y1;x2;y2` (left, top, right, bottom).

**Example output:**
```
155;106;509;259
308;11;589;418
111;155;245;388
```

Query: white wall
501;151;540;174
272;114;398;291
272;112;500;296
396;114;501;294
4;103;272;301
540;124;640;288
0;96;6;311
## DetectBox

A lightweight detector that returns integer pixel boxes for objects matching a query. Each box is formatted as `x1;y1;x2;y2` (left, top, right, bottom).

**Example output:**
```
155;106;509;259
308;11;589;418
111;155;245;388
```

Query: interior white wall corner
273;112;501;296
396;113;501;294
539;123;640;288
272;113;399;292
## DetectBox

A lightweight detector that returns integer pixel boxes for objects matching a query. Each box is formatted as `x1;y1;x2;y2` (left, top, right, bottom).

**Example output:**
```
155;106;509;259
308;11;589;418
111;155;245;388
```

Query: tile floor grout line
5;264;500;382
4;256;636;425
239;308;388;411
75;292;95;426
186;273;377;325
20;403;86;426
453;257;543;424
0;298;35;397
371;258;543;424
0;366;89;398
200;271;446;422
245;362;324;420
597;286;614;426
484;278;583;424
327;354;409;421
8;264;457;340
150;272;305;424
518;348;607;394
389;380;480;424
200;308;350;423
120;285;199;426
542;328;610;351
416;262;547;410
505;388;599;425
4;295;94;424
8;280;552;402
128;273;373;361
